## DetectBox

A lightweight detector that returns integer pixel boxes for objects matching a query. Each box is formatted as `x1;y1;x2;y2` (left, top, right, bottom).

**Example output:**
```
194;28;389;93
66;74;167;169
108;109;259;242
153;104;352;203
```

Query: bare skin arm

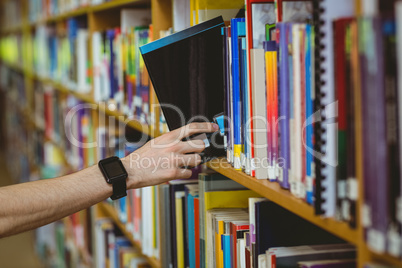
0;122;218;238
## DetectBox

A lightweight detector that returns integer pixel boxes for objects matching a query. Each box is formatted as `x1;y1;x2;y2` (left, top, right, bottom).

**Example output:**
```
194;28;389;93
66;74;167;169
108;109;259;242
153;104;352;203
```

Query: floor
0;157;43;268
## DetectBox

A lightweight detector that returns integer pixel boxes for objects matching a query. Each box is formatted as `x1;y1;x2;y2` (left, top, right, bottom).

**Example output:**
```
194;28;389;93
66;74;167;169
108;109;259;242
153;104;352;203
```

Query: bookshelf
1;0;402;267
96;202;161;268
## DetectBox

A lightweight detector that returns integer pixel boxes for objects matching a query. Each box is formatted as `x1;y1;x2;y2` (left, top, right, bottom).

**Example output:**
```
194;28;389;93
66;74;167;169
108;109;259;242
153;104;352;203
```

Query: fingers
175;153;202;168
170;123;218;140
178;139;206;154
174;168;193;180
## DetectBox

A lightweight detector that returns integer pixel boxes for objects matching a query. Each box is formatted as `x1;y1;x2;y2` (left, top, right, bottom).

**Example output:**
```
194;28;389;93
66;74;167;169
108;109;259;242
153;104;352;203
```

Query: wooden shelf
206;158;359;245
1;24;23;34
362;245;402;268
97;202;161;268
26;71;153;137
28;0;149;26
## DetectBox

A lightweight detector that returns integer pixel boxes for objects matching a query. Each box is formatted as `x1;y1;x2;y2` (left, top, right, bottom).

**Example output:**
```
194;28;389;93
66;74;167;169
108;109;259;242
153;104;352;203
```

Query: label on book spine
346;177;358;201
368;229;385;253
277;164;283;183
396;197;402;224
234;144;242;170
362;203;372;227
341;200;350;221
387;225;401;257
337;181;346;199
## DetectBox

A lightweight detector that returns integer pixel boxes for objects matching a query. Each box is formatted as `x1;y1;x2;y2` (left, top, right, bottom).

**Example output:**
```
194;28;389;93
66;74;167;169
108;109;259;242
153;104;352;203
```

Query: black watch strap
111;177;127;200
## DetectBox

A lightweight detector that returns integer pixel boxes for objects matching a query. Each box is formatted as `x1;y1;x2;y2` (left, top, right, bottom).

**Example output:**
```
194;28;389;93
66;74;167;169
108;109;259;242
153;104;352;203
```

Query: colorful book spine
263;40;278;181
231;17;246;170
276;22;290;189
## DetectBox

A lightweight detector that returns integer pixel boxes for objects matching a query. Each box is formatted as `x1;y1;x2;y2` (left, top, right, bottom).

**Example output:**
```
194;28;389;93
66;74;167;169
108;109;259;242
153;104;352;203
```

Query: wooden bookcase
1;0;401;267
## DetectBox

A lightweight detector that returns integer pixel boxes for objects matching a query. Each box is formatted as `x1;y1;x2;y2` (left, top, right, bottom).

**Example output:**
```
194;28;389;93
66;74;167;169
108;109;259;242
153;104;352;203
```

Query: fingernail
213;123;219;130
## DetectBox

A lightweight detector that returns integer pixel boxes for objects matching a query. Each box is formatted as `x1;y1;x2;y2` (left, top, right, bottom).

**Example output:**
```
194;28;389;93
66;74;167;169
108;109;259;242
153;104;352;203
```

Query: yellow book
121;251;139;268
176;191;185;268
197;0;244;23
215;220;225;268
204;190;261;268
204;190;259;210
190;0;195;26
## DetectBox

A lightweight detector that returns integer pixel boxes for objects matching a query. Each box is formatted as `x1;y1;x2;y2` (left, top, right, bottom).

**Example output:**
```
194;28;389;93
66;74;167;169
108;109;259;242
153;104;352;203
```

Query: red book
230;221;249;268
194;197;200;268
246;0;275;176
245;247;251;268
44;90;53;139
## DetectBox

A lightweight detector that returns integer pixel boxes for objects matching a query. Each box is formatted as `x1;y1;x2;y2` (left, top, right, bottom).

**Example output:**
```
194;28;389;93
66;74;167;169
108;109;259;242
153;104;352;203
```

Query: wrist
121;156;138;189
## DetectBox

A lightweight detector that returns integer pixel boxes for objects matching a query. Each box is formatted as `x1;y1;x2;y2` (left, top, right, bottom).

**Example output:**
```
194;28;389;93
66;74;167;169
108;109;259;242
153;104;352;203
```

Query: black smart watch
98;156;128;200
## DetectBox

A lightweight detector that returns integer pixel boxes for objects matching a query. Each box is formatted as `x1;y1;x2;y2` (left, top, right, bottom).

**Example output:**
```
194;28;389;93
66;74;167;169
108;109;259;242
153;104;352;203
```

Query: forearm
0;165;112;237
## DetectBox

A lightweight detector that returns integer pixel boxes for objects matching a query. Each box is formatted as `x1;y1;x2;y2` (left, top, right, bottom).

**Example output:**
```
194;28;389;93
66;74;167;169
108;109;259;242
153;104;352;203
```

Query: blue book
222;234;232;268
114;237;131;268
239;23;249;173
304;24;314;204
187;192;195;268
277;23;290;189
107;29;116;99
119;197;127;223
231;18;246;170
222;27;230;153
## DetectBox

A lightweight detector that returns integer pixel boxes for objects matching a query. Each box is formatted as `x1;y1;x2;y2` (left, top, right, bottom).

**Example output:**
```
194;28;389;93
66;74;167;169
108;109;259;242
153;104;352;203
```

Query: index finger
170;122;219;140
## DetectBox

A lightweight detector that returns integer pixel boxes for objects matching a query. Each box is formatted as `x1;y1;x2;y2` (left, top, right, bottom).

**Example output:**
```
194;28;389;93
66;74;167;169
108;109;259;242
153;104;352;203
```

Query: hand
122;122;219;189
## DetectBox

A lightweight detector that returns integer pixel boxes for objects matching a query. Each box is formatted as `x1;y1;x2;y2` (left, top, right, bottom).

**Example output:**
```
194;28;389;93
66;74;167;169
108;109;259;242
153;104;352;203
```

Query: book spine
277;23;290;189
231;18;245;170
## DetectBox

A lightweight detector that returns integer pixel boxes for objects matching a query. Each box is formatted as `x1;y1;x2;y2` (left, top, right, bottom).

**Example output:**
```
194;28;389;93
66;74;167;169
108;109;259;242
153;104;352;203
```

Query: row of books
92;9;152;123
0;0;23;30
1;9;157;125
94;218;151;268
28;0;102;23
36;219;90;268
0;34;23;68
32;19;91;93
220;0;402;258
108;185;161;261
172;0;244;32
111;170;360;268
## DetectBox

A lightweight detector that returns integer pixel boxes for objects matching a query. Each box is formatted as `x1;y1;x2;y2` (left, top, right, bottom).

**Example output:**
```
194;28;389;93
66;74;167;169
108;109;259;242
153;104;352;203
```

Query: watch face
99;156;128;183
104;161;126;178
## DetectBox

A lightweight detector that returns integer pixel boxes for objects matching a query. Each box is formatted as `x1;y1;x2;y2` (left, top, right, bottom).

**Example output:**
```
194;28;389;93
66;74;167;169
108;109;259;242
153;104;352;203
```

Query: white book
92;32;102;102
250;48;268;179
77;29;90;93
315;0;354;217
291;24;303;198
121;9;152;34
172;0;191;32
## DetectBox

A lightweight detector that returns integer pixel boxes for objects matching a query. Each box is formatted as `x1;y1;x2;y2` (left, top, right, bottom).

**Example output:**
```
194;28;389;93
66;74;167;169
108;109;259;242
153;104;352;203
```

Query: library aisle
0;156;43;268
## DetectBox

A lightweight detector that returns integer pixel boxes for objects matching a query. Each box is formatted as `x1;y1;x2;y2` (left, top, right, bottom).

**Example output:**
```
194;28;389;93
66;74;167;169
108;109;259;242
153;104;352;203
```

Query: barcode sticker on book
341;200;350;221
347;178;358;201
362;203;372;227
337;180;346;198
368;229;385;253
277;165;283;182
387;225;400;257
396;197;402;224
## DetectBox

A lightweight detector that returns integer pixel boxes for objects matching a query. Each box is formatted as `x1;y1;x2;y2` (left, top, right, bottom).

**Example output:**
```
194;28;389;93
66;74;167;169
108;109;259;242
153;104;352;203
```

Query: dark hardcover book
159;184;172;267
359;17;388;253
169;180;197;267
382;17;401;256
344;20;357;228
140;17;226;161
333;18;354;223
254;200;343;268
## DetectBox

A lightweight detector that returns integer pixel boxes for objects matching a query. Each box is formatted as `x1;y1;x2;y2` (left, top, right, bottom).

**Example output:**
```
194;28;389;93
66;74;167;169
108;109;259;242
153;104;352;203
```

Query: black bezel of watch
98;156;128;200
